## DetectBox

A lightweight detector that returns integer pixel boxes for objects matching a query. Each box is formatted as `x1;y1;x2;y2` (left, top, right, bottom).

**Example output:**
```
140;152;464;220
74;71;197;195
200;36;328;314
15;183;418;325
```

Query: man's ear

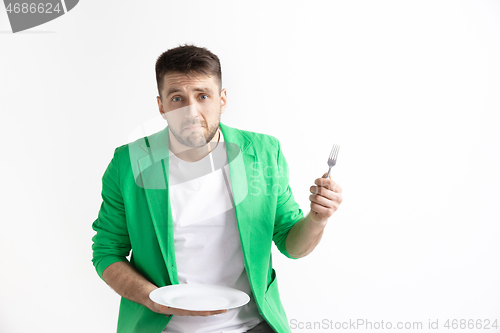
220;88;227;114
157;96;166;118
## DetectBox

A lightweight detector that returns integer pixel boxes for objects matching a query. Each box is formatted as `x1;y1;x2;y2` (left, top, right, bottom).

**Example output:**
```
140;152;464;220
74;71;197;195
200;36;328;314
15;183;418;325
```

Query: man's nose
185;101;200;117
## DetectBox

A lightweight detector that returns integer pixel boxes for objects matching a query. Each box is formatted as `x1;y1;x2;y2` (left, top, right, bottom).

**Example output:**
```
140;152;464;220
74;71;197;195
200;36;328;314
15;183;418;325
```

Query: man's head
155;44;226;151
156;44;222;97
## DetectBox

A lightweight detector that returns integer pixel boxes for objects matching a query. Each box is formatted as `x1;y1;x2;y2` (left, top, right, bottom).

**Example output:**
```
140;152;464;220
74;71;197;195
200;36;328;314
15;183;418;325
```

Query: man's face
157;72;226;149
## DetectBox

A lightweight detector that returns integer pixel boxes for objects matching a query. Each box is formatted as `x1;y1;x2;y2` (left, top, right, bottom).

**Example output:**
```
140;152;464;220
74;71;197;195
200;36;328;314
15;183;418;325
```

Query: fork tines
328;143;340;165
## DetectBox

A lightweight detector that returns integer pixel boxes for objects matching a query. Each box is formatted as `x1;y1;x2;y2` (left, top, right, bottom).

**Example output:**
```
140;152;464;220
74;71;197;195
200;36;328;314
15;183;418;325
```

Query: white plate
149;284;250;311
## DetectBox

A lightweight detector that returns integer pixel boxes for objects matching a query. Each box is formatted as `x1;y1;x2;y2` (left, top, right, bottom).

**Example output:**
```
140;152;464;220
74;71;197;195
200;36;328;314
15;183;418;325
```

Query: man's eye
200;94;208;100
172;96;181;102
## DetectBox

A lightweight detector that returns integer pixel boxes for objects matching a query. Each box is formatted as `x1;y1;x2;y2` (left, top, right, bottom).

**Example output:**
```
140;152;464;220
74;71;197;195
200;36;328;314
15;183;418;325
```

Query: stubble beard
170;112;221;149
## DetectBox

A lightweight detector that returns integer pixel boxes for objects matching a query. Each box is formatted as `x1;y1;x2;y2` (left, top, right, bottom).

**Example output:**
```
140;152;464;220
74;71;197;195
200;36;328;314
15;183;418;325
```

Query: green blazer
92;122;304;333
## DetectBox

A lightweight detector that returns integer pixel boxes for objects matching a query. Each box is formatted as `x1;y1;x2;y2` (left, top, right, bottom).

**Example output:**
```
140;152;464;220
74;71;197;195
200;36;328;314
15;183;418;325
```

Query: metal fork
323;143;340;178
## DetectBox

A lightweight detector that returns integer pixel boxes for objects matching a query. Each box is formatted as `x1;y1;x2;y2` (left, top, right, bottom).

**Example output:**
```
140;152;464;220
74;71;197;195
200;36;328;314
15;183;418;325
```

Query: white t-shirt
163;127;263;333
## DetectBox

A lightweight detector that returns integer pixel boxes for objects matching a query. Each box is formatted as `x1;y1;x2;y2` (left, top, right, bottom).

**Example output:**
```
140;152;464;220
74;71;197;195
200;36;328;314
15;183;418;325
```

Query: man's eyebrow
166;87;213;97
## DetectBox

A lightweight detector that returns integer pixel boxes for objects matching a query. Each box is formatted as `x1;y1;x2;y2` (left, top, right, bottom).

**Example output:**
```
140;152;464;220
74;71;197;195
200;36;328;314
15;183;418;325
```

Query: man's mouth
184;125;202;130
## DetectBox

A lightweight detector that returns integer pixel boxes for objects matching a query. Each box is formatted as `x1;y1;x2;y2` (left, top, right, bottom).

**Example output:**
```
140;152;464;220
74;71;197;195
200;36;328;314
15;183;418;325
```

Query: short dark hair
155;44;222;100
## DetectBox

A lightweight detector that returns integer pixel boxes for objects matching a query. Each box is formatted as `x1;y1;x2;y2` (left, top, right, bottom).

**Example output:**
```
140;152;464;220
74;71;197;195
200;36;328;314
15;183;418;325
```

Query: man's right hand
101;262;227;317
150;301;227;317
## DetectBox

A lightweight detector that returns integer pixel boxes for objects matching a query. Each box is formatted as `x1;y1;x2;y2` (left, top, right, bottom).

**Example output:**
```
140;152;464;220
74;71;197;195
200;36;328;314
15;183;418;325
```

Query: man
92;44;343;333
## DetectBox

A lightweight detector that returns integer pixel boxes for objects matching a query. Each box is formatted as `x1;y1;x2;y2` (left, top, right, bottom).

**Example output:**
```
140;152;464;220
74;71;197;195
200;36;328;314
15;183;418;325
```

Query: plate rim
149;283;250;311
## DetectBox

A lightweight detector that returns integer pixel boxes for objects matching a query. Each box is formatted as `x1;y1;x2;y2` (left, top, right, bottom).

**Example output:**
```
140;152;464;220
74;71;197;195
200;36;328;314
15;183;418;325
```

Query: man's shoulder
110;123;283;160
112;127;165;158
222;123;281;150
113;142;132;156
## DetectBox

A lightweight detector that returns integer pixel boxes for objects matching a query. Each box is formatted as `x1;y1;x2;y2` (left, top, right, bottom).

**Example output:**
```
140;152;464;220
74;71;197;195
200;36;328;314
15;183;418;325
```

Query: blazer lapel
136;126;178;285
219;123;256;273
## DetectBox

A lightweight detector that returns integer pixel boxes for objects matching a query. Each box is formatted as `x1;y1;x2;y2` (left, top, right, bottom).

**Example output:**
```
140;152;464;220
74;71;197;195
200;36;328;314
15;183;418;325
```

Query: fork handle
324;167;332;179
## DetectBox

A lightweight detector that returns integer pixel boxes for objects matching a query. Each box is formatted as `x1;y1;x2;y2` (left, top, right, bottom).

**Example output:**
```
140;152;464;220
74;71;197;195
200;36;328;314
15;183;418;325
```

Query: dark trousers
246;320;275;332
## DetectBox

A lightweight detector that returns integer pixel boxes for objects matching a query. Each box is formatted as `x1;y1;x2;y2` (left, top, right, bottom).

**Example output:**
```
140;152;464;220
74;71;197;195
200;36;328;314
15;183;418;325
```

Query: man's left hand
309;172;343;224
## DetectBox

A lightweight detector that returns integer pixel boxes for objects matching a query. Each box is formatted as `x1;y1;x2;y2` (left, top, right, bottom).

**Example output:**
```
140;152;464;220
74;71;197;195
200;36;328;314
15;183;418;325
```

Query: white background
1;1;499;332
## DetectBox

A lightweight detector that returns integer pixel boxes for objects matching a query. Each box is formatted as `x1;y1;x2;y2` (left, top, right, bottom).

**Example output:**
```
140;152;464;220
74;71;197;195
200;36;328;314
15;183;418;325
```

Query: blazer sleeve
272;140;304;259
91;147;131;280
